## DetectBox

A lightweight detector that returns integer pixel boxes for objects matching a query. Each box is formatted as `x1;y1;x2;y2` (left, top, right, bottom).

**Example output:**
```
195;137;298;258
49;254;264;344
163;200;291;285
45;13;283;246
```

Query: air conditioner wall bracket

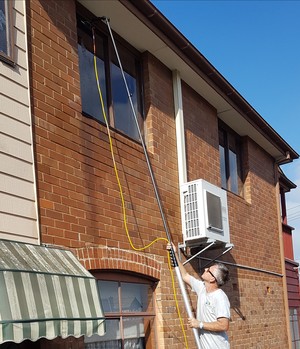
178;240;234;266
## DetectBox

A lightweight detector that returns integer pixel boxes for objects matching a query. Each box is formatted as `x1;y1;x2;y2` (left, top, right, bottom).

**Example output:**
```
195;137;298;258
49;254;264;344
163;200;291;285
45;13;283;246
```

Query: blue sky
152;0;300;260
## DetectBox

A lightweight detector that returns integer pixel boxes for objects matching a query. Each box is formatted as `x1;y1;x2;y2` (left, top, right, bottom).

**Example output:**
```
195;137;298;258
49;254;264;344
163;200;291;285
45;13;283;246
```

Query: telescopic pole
102;17;201;349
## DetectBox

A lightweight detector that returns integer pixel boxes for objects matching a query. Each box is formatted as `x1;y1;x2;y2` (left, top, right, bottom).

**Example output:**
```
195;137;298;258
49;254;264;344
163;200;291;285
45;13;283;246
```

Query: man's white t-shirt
190;276;230;349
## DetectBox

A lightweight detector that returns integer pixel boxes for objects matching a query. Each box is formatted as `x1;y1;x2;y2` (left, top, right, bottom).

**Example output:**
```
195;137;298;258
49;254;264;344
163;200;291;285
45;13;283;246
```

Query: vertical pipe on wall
275;165;292;348
172;70;187;186
172;70;202;348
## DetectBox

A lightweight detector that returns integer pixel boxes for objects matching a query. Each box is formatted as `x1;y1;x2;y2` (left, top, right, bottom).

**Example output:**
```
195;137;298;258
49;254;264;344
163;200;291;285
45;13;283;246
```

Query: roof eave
78;0;299;162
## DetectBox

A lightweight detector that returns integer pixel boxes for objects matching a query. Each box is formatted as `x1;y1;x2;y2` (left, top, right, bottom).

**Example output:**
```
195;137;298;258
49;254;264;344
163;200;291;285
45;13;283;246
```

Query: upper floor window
77;9;143;141
290;308;300;349
219;121;243;195
0;0;14;65
85;272;156;349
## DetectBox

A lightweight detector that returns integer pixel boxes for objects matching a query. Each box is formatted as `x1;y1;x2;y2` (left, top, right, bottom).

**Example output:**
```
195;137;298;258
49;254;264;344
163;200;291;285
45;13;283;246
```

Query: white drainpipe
172;70;187;186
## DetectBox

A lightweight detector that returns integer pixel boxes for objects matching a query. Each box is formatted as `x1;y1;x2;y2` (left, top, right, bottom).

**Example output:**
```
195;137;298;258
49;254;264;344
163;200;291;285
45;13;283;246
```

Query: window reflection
121;283;150;312
77;15;143;142
229;149;238;193
0;1;8;55
111;63;139;140
219;145;226;189
78;43;108;122
98;281;119;312
123;317;145;348
218;123;242;195
85;319;121;349
0;0;14;63
86;277;155;349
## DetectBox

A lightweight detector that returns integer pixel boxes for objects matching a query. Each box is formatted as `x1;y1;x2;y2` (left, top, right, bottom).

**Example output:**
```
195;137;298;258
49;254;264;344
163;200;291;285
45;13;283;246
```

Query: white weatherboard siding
0;1;39;244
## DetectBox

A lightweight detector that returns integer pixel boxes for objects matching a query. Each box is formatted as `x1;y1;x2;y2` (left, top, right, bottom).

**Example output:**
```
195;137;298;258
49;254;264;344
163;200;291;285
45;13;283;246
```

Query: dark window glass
219;123;243;195
77;13;143;141
111;62;139;140
229;148;238;193
219;144;226;189
0;0;14;64
78;41;108;122
0;0;8;54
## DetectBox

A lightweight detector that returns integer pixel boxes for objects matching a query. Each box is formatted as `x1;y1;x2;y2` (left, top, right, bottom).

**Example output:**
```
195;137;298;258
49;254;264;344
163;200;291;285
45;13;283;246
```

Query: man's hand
166;242;176;253
188;317;200;328
166;241;191;285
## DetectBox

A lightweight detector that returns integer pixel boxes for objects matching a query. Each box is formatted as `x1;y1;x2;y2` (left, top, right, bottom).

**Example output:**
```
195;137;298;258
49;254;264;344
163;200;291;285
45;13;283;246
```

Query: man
167;243;230;349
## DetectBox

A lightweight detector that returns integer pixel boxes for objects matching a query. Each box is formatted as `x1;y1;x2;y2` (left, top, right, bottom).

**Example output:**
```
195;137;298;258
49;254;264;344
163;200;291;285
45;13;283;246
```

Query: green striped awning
0;240;105;344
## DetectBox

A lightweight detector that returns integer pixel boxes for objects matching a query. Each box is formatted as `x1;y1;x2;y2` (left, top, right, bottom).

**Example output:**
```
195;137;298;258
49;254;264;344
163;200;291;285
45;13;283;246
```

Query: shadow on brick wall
186;244;246;323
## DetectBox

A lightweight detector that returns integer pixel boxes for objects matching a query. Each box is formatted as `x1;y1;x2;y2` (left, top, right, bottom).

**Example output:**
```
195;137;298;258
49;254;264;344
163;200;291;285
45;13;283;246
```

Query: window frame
218;120;243;195
290;308;300;348
76;3;144;142
0;0;15;65
87;271;157;349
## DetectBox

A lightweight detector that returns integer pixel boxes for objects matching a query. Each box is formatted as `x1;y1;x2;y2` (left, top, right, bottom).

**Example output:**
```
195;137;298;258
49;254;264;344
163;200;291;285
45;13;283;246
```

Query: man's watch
199;321;204;330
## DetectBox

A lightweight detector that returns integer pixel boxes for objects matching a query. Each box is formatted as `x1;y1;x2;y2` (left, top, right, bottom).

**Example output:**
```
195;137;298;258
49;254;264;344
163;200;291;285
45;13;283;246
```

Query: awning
0;239;105;344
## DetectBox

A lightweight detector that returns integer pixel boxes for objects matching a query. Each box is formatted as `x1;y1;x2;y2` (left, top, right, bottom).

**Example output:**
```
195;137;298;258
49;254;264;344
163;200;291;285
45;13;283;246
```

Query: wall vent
180;179;230;246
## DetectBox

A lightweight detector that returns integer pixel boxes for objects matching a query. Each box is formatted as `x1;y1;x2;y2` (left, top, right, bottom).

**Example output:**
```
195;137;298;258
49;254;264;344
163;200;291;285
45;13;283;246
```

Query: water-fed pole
169;249;202;348
101;17;201;349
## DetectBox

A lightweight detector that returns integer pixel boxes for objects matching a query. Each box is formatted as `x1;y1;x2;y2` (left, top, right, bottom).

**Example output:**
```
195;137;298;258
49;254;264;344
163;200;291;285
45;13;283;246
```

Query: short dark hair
214;263;229;286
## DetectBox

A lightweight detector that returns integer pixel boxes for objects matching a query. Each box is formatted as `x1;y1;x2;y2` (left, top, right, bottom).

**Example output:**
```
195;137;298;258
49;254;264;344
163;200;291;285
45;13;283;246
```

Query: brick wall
28;0;181;252
28;1;184;347
182;81;221;186
27;0;289;348
75;245;163;280
181;80;288;347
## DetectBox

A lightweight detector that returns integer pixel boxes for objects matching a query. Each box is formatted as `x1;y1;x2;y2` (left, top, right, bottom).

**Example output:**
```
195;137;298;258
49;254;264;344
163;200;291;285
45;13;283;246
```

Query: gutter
121;0;299;163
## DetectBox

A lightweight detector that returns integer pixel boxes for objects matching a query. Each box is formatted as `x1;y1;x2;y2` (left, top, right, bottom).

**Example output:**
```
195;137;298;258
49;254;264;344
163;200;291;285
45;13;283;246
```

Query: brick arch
74;246;163;280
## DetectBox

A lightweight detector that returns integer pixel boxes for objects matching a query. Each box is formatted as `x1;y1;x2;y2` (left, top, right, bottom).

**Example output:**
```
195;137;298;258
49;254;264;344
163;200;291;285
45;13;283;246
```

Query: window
77;10;143;141
85;272;156;349
290;308;300;349
219;121;243;195
0;0;14;64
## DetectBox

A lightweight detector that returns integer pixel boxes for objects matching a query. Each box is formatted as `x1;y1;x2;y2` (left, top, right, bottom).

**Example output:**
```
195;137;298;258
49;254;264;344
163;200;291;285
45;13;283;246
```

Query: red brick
28;2;290;348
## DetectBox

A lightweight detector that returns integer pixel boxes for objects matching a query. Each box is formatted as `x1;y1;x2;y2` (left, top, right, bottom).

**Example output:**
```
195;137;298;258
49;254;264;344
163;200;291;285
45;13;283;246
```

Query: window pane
111;63;140;140
123;317;145;338
85;319;121;349
0;0;9;56
290;308;300;349
110;44;140;141
123;317;145;349
121;283;151;312
77;13;143;141
90;273;156;349
219;145;227;189
229;149;238;193
218;128;225;147
78;42;108;122
219;123;242;195
124;338;145;349
98;280;119;312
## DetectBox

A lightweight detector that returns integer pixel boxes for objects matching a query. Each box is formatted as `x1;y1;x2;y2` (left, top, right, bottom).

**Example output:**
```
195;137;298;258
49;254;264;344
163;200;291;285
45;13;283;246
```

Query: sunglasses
207;268;217;281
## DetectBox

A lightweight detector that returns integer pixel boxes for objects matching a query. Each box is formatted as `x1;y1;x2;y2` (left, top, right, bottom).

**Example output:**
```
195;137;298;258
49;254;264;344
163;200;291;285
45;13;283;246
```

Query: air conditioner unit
180;179;230;246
